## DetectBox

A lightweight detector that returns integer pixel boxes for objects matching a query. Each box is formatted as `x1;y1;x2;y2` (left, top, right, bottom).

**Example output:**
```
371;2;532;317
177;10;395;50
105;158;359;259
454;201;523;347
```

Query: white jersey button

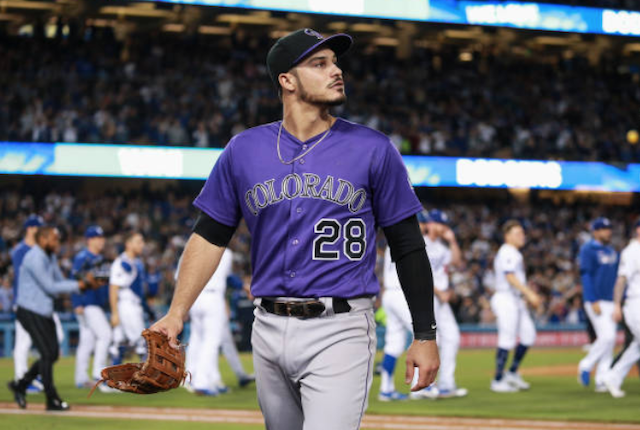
292;239;299;246
290;271;296;278
296;207;302;214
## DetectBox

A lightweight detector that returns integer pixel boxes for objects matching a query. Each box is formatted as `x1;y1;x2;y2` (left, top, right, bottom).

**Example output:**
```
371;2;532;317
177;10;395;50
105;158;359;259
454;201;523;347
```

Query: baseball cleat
505;372;530;390
409;385;439;400
378;391;409;401
578;370;590;387
603;379;626;398
8;381;27;409
491;378;519;393
195;388;220;397
239;374;255;388
437;387;469;399
97;383;119;394
594;383;608;393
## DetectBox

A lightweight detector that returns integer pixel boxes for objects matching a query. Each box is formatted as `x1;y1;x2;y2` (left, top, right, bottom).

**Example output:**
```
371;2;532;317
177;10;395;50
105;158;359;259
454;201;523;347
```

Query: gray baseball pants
251;297;376;430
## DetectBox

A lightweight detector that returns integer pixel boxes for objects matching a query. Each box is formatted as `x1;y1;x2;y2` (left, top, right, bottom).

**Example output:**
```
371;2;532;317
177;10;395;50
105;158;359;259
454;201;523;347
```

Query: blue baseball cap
428;209;449;225
24;214;44;228
85;225;104;238
591;217;612;231
417;210;430;223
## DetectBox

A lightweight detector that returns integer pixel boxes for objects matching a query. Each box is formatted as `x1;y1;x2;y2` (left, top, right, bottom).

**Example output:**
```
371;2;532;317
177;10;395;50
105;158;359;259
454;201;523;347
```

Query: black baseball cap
266;28;353;87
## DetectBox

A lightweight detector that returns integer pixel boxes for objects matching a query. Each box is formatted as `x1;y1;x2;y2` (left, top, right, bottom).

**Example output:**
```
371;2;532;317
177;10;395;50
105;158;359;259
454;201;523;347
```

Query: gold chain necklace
276;120;332;165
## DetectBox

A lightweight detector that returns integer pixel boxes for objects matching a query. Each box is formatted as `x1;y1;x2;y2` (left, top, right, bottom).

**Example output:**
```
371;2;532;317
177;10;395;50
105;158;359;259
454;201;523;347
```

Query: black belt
260;298;352;318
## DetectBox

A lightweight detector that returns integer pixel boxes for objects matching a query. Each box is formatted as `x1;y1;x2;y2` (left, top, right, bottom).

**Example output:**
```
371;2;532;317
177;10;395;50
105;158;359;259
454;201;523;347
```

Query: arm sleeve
383;216;436;340
193;211;237;247
580;246;596;302
28;255;80;295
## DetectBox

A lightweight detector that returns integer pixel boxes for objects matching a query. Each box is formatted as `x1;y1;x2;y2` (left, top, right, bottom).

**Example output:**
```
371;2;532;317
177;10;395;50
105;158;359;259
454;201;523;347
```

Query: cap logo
304;28;324;40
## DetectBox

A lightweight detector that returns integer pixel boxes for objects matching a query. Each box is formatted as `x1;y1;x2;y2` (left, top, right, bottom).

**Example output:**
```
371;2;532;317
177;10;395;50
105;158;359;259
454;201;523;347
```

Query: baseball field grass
0;347;638;429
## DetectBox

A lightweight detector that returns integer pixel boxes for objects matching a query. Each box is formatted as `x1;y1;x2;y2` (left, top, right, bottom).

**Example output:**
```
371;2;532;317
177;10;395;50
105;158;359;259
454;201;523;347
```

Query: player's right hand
110;313;120;328
150;312;184;350
527;291;541;308
612;303;622;323
592;301;601;316
74;306;84;315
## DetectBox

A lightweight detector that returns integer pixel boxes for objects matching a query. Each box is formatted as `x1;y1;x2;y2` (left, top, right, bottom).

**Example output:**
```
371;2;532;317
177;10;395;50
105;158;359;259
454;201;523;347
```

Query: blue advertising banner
2;142;640;192
149;0;640;37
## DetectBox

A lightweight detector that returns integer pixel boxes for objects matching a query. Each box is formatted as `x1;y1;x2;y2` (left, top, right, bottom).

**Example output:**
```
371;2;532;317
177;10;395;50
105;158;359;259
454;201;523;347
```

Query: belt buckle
304;301;326;317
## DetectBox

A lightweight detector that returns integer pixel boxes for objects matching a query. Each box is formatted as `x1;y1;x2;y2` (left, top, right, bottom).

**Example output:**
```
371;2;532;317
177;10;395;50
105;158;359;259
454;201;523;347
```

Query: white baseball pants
75;306;112;384
579;301;616;386
491;292;536;350
605;298;640;390
188;291;226;390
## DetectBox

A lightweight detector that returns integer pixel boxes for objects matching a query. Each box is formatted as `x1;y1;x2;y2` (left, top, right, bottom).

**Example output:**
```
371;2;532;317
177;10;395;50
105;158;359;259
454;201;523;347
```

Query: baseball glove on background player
89;329;187;397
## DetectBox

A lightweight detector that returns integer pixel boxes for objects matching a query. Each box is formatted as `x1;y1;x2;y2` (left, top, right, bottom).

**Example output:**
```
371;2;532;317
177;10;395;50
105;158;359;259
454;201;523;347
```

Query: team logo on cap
304;28;323;40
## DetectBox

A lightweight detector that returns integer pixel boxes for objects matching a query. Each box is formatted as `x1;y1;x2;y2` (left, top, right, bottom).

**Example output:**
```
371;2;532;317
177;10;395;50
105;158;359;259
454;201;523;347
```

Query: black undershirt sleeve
383;215;437;341
192;211;237;247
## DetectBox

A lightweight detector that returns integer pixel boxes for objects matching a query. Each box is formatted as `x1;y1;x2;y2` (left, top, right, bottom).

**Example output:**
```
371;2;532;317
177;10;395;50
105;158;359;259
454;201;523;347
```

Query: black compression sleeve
192;211;237;247
383;216;437;341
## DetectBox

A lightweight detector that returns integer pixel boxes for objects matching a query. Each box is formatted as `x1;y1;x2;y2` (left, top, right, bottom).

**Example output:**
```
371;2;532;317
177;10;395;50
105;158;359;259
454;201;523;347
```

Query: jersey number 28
313;218;366;261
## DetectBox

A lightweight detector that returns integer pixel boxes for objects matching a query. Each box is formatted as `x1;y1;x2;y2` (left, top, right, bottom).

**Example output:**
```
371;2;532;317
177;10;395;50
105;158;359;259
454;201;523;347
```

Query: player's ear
279;72;297;94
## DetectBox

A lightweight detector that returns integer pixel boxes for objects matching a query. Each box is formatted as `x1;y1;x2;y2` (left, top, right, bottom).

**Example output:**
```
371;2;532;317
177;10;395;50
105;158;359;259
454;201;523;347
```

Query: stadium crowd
1;26;639;162
0;186;635;328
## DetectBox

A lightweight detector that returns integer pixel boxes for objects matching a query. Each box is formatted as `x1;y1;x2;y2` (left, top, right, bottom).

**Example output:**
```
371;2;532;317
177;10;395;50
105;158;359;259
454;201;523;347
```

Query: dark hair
124;230;142;244
35;226;57;242
502;220;522;236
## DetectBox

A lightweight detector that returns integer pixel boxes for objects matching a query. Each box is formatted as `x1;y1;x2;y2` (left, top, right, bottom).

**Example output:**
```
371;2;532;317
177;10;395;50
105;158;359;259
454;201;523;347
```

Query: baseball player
181;249;234;395
578;217;618;391
603;219;640;398
71;226;113;390
491;220;540;393
109;231;147;361
151;28;439;430
411;209;467;399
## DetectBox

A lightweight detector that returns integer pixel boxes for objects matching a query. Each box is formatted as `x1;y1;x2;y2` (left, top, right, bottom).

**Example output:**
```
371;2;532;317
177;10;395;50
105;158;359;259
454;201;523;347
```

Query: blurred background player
604;219;640;398
184;248;234;396
377;212;428;401
71;226;113;391
181;250;255;395
11;214;46;393
578;217;618;392
411;209;467;400
490;220;540;393
109;231;147;362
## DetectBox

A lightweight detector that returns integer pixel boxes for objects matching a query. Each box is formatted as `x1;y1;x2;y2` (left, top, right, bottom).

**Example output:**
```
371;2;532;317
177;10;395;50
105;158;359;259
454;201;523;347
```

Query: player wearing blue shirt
578;217;619;392
71;226;113;390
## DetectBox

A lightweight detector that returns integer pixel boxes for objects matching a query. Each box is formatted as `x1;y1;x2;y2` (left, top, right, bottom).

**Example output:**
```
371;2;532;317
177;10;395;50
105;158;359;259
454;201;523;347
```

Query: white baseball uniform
186;249;234;391
491;244;536;350
605;239;640;391
109;253;146;356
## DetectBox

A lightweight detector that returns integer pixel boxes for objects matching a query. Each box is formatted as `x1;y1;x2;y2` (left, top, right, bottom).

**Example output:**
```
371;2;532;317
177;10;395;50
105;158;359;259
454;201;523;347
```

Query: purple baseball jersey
194;118;423;298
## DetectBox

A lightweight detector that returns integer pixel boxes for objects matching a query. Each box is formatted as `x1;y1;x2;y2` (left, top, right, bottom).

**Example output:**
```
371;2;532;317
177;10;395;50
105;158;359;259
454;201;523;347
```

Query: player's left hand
405;339;440;391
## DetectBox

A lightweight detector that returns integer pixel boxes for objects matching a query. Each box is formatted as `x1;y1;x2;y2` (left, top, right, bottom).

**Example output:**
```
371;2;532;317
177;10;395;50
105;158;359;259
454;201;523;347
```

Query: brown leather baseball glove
89;329;187;397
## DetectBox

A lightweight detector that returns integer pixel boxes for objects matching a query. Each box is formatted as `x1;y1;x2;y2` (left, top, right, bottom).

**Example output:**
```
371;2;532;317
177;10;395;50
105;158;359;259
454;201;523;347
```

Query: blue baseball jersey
10;241;32;304
194;118;423;298
70;248;109;309
579;239;618;302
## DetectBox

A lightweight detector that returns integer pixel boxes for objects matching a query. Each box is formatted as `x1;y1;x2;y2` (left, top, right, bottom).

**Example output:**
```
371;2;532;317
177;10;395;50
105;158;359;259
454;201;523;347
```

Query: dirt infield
1;402;640;430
